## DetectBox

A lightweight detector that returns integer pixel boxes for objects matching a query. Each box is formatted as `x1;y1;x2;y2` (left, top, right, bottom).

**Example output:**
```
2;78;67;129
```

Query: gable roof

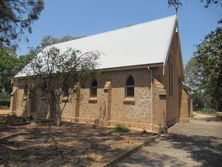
15;15;178;78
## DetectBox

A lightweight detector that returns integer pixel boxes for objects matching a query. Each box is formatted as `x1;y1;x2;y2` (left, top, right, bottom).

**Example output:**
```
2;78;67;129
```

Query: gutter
147;66;153;131
14;63;163;79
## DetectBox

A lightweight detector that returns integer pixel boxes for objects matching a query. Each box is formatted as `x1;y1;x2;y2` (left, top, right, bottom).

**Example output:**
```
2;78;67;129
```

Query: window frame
23;84;29;97
125;75;135;97
90;79;97;97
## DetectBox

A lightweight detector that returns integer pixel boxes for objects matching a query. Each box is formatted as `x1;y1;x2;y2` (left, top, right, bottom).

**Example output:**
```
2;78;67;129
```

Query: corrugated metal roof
15;15;177;78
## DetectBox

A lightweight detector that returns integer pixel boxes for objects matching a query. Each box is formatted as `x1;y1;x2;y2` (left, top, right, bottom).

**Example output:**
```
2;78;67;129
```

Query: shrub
198;108;217;114
112;125;129;133
0;101;10;108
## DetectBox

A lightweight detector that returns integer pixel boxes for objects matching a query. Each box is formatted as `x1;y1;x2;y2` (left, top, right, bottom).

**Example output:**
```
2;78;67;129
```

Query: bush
112;125;129;133
0;93;10;108
0;101;10;108
197;108;217;114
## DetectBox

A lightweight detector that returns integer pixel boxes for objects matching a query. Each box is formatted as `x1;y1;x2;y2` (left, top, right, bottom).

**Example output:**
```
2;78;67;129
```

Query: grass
112;125;129;133
0;105;10;109
194;109;217;115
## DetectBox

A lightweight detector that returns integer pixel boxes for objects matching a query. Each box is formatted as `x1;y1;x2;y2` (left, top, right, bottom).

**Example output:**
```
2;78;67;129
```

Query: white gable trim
162;18;178;75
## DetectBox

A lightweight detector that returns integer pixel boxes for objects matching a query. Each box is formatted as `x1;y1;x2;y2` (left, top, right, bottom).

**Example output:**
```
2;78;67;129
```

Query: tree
168;0;222;22
168;0;222;9
184;57;211;110
195;27;222;111
0;35;77;106
0;0;44;48
24;47;99;125
31;35;78;53
20;35;78;69
0;48;22;95
185;28;222;111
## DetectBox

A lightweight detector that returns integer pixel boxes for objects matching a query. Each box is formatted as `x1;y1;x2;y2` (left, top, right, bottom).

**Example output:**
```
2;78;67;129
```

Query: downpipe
147;66;153;131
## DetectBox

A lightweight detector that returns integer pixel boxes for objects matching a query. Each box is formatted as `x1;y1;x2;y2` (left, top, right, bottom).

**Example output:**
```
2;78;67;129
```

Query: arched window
24;84;28;97
126;75;134;97
90;80;97;97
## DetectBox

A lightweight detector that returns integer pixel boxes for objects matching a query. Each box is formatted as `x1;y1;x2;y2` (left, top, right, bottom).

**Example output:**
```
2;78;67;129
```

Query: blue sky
17;0;221;66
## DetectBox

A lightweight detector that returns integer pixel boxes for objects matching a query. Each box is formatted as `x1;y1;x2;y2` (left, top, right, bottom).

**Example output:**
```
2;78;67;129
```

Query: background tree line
0;0;44;107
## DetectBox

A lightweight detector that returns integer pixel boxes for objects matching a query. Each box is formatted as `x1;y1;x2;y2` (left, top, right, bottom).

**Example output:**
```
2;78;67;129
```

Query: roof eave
13;62;163;80
99;62;163;72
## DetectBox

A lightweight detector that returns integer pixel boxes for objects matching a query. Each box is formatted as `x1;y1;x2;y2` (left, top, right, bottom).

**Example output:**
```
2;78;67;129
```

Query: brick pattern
12;69;153;131
179;89;190;122
163;33;181;127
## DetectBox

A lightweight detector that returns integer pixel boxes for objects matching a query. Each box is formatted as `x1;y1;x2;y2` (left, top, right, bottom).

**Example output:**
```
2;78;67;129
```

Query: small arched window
24;84;28;97
126;75;134;97
90;80;97;97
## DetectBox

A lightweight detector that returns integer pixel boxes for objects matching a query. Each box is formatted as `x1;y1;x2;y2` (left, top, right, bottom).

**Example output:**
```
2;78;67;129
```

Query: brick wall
11;68;153;131
179;89;190;122
163;33;182;127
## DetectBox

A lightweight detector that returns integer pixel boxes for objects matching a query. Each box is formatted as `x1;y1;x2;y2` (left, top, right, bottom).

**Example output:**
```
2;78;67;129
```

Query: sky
17;0;221;66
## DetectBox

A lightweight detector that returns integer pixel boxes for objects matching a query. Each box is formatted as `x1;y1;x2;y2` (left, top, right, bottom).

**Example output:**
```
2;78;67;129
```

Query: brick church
11;15;191;132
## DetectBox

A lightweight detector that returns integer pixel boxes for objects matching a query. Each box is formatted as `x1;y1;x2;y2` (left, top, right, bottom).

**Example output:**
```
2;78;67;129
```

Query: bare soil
0;116;155;167
192;111;222;122
0;109;11;115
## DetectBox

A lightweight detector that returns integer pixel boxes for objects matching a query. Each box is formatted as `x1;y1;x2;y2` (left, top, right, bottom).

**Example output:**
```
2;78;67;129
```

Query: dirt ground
0;115;155;167
116;115;222;167
0;109;11;115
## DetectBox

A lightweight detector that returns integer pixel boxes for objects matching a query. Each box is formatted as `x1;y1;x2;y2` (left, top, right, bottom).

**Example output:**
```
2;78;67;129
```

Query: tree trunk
55;100;62;126
47;92;62;126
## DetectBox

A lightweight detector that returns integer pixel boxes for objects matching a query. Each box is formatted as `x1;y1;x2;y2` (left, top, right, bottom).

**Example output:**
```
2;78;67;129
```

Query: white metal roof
15;15;177;78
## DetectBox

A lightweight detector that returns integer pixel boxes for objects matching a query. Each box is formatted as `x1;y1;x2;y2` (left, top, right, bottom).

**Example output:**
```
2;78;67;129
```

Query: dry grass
0;115;155;167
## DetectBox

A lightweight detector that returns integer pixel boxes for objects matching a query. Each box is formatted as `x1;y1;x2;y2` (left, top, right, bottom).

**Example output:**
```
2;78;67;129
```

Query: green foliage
0;0;44;48
0;48;23;95
112;125;129;133
0;101;10;109
27;46;99;125
0;91;10;101
185;57;201;94
195;27;222;111
20;35;78;69
185;27;222;111
199;108;217;114
0;91;10;109
31;35;78;54
185;57;209;110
